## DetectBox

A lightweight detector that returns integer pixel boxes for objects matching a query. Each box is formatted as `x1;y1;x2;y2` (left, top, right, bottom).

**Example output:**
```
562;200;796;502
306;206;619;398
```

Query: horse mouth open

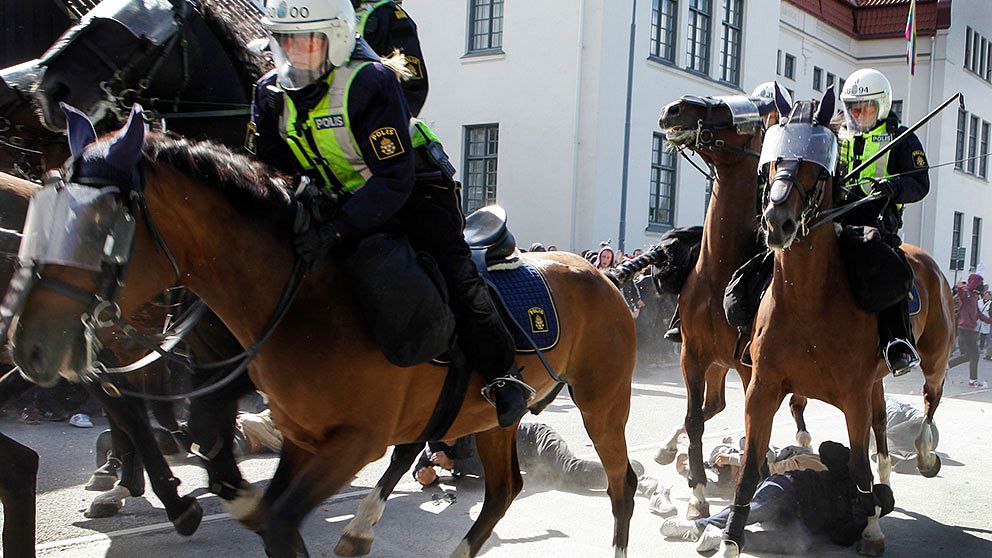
659;126;697;148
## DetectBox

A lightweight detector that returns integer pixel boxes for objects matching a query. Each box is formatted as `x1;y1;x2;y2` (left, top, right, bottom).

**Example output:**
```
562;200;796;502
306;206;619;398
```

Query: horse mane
198;0;272;85
141;133;295;236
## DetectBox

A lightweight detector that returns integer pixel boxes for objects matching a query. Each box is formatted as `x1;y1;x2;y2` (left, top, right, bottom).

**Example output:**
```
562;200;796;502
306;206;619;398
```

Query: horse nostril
782;219;797;236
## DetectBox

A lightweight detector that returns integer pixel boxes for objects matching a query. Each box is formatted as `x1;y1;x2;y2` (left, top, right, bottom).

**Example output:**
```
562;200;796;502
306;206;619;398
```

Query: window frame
966;27;973;70
972;217;983;270
981;120;990;179
783;53;796;80
890;100;903;122
466;0;504;55
956;108;968;170
462;124;500;213
719;0;743;86
649;132;678;228
968;114;980;175
650;0;679;63
812;66;823;91
686;0;713;75
953;211;964;271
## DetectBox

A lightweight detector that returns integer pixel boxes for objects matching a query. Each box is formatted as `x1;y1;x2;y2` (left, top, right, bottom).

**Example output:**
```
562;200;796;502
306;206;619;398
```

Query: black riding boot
879;297;919;376
664;305;682;343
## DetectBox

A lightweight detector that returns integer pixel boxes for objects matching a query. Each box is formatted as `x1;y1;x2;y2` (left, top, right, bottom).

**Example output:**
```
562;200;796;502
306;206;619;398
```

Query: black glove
294;223;342;267
871;178;898;200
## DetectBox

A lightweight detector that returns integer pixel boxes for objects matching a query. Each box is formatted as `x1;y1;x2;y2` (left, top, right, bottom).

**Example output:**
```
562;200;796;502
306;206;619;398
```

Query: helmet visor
269;31;331;90
842;99;881;134
758;123;839;175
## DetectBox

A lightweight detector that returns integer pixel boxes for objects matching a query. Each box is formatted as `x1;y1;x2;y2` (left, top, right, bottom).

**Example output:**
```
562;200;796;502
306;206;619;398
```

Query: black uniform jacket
362;1;429;117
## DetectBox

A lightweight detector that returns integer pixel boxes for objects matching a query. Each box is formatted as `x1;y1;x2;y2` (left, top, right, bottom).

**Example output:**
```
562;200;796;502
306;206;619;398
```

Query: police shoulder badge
244;121;257;155
912;149;928;168
405;55;423;80
369;127;405;160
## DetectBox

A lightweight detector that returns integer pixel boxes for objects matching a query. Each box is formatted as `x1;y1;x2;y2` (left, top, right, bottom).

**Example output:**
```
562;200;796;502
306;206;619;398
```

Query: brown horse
0;62;69;181
721;91;953;557
7;111;638;558
647;95;810;518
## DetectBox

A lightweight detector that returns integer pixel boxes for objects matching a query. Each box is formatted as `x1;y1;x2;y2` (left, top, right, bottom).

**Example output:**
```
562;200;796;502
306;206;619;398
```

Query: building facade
411;0;985;278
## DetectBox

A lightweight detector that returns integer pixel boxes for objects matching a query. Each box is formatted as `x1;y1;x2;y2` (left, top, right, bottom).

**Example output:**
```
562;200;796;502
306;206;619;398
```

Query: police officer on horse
248;0;533;426
837;68;930;375
352;0;428;116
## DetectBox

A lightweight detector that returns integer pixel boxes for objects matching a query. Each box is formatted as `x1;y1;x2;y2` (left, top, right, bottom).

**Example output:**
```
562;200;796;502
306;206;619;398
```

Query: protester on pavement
948;273;992;387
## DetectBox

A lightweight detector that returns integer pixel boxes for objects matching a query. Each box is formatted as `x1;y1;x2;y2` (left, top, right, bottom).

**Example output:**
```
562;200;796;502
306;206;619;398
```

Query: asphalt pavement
3;353;992;557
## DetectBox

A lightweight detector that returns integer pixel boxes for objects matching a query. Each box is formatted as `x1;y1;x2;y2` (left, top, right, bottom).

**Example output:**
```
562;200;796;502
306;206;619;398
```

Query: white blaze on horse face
342;488;385;542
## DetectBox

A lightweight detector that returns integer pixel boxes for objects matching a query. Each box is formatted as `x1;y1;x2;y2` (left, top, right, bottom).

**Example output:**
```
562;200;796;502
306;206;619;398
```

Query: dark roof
786;0;952;39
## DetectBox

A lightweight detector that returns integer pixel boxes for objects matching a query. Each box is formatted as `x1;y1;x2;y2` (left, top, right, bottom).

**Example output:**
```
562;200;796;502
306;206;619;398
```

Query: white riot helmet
262;0;357;90
840;69;892;134
751;82;792;126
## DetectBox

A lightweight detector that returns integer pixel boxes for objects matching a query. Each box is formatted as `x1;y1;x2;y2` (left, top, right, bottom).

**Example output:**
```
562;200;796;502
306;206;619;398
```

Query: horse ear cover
60;102;96;158
106;104;147;171
773;82;793;121
816;86;836;127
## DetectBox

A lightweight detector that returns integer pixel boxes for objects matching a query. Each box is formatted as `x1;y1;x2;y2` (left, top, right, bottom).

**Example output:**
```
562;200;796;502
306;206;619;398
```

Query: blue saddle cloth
488;262;560;353
908;283;921;316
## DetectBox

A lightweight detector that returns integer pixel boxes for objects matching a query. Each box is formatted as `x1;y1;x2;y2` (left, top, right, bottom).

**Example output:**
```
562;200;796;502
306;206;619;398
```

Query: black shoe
885;340;920;377
664;326;682;343
739;340;753;367
491;381;530;427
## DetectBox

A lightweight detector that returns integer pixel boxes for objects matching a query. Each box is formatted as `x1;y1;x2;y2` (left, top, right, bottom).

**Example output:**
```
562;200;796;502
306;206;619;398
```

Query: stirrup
883;338;921;376
481;375;537;407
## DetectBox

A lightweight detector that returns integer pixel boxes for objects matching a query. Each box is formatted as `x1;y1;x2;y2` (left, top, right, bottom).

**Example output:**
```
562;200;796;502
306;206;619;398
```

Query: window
776;50;782;75
969;115;979;174
838;78;846;97
982;37;989;79
890;100;903;122
952;211;965;271
813;66;823;91
651;0;678;62
982;121;990;179
463;124;499;213
719;0;743;85
467;0;503;53
826;72;836;92
973;32;982;73
987;42;992;80
956;108;968;170
966;27;973;70
786;88;796;102
783;53;796;80
972;217;983;270
649;133;677;227
686;0;712;74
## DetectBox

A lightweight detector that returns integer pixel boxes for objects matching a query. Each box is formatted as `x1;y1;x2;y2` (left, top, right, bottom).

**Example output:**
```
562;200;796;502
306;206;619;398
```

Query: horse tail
608;226;703;294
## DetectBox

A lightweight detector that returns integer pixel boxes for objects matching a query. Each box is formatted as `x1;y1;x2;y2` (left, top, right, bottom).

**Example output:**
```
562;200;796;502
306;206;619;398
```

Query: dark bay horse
622;95;810;519
7;110;640;558
721;90;953;557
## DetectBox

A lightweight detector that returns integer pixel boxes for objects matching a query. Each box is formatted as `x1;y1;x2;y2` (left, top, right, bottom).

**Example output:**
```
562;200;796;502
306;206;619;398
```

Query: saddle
464;205;518;267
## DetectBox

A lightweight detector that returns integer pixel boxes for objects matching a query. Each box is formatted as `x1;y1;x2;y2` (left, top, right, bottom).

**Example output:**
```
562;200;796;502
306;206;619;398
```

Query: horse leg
575;382;637;558
87;387;202;535
85;412;141;503
843;394;885;557
789;395;812;447
683;355;717;520
870;384;891;486
722;381;783;558
260;431;384;558
186;369;256;520
335;443;423;557
914;372;944;478
0;433;38;558
449;426;521;558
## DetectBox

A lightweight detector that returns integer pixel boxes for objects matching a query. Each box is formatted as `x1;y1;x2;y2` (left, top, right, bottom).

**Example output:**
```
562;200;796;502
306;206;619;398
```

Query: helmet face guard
262;0;357;89
269;31;332;90
842;98;882;134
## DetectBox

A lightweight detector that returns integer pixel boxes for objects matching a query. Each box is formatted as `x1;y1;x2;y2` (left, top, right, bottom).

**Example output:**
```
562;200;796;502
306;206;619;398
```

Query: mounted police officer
351;0;428;116
838;68;930;376
248;0;532;427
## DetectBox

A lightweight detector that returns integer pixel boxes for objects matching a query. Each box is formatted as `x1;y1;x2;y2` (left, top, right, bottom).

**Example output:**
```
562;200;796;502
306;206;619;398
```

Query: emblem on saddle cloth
528;307;549;334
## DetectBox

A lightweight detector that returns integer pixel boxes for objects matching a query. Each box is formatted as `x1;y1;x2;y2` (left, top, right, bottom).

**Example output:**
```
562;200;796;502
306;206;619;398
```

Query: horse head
32;0;254;135
760;86;838;250
7;103;155;387
658;93;767;167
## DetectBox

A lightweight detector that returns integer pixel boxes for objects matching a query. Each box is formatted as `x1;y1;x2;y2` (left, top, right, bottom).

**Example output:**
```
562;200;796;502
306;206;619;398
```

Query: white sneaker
695;524;723;553
650;487;678;518
636;476;659;498
69;413;94;428
660;517;702;541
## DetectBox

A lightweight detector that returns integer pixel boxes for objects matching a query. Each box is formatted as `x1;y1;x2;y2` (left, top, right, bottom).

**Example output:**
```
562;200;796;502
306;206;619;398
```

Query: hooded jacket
957;273;992;331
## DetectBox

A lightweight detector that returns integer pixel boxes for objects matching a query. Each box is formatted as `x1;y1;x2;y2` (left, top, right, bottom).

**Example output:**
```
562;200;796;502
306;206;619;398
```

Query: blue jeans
696;475;797;531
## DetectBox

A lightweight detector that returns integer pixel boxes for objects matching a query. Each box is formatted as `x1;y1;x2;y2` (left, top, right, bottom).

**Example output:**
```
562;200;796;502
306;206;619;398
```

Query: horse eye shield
19;182;135;272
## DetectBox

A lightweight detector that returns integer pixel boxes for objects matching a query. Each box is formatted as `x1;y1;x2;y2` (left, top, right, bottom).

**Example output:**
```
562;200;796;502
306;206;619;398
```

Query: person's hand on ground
430;451;455;470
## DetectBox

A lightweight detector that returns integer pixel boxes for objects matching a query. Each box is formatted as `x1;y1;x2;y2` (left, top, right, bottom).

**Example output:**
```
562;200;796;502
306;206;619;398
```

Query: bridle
0;92;63;181
762;159;829;242
16;165;305;402
667;96;765;181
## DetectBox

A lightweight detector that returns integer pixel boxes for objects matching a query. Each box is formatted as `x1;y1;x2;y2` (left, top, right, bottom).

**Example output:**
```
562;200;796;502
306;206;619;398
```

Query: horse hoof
335;533;374;556
85;500;123;518
84;473;118;492
857;537;886;557
264;527;309;558
686;502;710;520
154;427;182;456
172;498;203;537
654;447;678;466
720;540;741;558
917;452;941;478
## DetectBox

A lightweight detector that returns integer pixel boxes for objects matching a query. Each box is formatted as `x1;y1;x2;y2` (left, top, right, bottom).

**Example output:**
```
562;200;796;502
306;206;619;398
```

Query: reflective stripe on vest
357;0;395;35
840;122;892;197
280;61;373;193
409;118;439;148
